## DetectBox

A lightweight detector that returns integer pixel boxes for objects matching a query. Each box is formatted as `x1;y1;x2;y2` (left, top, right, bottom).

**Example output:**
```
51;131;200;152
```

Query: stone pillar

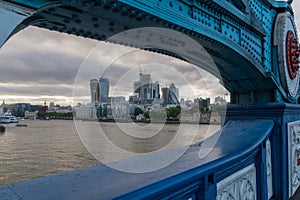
220;103;300;199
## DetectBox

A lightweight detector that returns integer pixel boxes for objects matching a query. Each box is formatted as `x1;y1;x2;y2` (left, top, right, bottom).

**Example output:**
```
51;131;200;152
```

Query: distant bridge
1;0;300;200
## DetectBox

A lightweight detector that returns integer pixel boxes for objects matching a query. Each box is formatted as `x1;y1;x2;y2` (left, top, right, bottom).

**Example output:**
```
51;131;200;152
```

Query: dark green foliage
166;106;181;119
37;111;73;119
134;107;143;116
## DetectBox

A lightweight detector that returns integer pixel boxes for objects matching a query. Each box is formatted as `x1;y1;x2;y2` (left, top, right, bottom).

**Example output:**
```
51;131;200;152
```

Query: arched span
0;0;298;104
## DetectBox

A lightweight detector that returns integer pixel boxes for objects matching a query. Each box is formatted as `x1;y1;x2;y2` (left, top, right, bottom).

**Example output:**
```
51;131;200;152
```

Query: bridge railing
116;119;274;200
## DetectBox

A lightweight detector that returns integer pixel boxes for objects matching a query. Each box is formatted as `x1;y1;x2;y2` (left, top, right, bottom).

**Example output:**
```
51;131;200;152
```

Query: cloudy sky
0;2;300;106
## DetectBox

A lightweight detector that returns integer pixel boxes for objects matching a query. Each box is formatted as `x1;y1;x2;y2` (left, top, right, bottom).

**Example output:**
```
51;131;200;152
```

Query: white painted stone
287;120;300;198
266;139;273;199
217;164;256;200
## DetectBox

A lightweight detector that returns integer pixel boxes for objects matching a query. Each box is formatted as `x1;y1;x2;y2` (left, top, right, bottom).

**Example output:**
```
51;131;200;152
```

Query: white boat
10;116;19;123
0;115;19;123
0;116;11;123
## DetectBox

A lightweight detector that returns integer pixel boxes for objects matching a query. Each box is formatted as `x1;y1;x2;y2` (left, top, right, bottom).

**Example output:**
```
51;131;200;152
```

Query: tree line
134;106;181;121
37;111;73;119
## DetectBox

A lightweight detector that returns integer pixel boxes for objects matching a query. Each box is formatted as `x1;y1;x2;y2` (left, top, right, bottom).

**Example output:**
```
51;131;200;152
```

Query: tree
37;111;47;118
37;111;73;119
149;110;167;121
166;106;181;119
199;107;205;114
144;111;150;119
3;107;8;113
134;107;143;116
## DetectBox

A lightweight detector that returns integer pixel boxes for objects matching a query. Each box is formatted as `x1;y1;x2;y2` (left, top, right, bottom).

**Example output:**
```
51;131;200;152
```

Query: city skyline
89;70;224;104
0;2;299;106
90;70;216;106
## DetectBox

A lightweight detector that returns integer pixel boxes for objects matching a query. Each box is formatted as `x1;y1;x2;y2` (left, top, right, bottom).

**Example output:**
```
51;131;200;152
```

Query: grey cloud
1;27;98;85
0;51;81;85
294;2;300;34
0;84;74;97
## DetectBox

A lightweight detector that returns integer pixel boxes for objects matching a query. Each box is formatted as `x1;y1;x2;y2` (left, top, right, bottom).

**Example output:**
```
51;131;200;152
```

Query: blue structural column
221;103;300;199
256;142;268;199
203;173;216;200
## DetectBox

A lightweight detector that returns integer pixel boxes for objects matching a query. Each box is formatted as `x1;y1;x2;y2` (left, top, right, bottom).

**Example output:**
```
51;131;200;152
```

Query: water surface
0;120;220;185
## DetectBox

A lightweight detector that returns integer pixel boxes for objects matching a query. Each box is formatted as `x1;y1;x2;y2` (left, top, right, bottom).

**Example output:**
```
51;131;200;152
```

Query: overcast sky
0;3;300;106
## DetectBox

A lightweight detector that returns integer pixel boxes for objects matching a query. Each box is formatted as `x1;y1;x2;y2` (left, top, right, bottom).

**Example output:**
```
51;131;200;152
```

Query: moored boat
0;115;19;123
15;124;27;127
0;125;5;133
10;116;19;123
0;116;11;123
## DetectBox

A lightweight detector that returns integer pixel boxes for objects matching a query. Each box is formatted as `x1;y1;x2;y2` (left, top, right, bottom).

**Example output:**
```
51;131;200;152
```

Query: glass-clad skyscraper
162;83;179;104
133;72;160;104
90;79;99;106
152;81;160;99
98;78;109;104
169;83;179;104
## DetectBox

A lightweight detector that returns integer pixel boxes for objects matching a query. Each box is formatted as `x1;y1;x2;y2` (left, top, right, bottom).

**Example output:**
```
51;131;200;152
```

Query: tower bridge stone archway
1;0;300;104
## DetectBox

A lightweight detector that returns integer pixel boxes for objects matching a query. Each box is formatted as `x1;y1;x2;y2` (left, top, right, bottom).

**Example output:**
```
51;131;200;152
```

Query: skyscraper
152;81;160;99
162;87;170;103
90;79;99;106
169;83;179;104
133;71;160;103
162;83;179;104
196;97;211;108
98;77;109;104
134;71;152;100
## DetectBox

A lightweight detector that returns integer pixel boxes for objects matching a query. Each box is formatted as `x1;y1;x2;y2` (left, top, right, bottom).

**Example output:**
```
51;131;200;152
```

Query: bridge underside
1;0;290;104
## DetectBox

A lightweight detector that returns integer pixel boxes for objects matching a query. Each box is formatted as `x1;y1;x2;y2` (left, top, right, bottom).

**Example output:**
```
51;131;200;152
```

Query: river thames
0;120;220;185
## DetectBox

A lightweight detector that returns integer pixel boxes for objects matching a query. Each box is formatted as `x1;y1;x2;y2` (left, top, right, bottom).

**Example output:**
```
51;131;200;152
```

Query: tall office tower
49;102;55;111
133;71;153;101
90;79;99;106
161;87;170;103
169;83;179;104
98;77;109;104
152;81;160;99
180;98;185;105
197;97;211;109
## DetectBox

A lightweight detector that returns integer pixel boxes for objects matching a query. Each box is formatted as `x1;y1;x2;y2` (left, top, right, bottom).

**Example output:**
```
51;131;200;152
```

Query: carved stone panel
266;139;273;199
287;120;300;198
217;164;256;200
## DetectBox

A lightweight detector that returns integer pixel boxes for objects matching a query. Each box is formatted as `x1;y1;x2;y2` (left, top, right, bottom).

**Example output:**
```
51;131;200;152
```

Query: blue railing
116;120;274;200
